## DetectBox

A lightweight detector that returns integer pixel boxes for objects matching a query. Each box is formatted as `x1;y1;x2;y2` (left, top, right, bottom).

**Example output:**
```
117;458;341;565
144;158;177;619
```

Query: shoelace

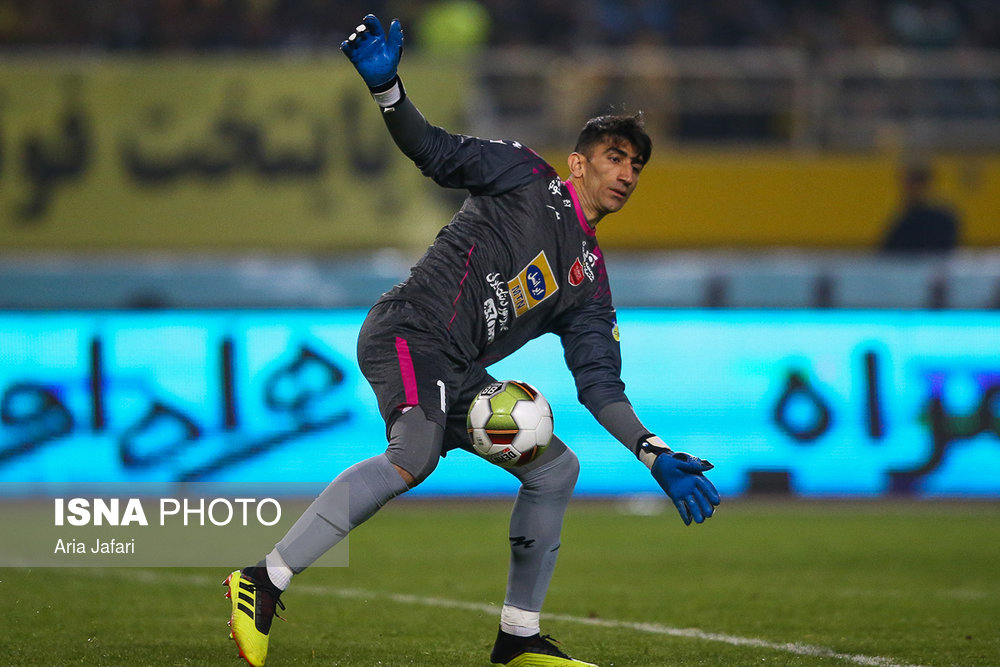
537;634;569;658
263;585;287;621
245;575;287;622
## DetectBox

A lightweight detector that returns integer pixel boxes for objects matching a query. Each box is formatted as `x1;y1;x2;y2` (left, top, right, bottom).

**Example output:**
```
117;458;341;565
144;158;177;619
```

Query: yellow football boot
490;628;598;666
224;567;285;666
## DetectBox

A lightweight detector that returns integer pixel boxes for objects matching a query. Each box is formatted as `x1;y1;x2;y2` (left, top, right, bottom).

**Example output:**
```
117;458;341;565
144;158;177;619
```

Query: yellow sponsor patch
508;251;559;317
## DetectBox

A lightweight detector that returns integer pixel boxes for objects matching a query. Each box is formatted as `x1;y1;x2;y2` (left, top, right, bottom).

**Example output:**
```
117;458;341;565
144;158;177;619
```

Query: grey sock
275;453;409;572
503;446;580;612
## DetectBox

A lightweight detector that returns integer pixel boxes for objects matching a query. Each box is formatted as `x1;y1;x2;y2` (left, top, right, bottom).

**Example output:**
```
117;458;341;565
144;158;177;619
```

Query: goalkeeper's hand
639;436;720;526
341;14;404;89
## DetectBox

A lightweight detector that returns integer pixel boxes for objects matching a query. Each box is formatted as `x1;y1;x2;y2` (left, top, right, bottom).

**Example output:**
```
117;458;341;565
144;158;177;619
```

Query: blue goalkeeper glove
341;14;404;90
639;436;720;525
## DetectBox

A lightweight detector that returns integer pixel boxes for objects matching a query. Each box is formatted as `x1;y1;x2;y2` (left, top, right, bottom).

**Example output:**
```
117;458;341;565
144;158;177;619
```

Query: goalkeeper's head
573;113;652;167
567;113;652;227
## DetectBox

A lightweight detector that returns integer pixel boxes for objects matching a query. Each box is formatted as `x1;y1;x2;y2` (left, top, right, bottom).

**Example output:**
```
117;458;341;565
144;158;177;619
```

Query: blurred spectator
416;0;490;54
1;0;1000;52
585;0;674;47
483;0;580;51
835;0;891;48
888;0;963;48
880;163;960;254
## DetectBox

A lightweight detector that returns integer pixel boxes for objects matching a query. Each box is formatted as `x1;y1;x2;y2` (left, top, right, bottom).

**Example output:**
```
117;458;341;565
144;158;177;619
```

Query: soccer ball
467;380;553;468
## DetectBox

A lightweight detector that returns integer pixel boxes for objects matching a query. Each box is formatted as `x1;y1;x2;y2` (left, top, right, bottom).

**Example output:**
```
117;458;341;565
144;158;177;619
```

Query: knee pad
385;405;445;485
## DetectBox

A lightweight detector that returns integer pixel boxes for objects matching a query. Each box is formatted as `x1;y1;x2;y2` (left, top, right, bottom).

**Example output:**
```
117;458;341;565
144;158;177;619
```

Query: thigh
359;300;478;434
442;365;496;454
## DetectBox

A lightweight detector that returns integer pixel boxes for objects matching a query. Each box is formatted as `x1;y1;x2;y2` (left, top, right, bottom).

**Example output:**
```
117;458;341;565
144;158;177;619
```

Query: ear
567;152;586;178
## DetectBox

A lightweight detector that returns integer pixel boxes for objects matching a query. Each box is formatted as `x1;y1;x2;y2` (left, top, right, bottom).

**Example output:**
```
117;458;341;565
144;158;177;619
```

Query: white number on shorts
436;379;446;413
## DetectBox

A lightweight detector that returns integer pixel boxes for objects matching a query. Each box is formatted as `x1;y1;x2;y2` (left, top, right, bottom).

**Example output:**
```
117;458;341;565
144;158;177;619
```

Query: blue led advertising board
1;310;998;498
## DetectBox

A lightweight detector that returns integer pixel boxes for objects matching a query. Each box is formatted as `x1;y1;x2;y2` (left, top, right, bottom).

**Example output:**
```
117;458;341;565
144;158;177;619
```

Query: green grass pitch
2;498;998;666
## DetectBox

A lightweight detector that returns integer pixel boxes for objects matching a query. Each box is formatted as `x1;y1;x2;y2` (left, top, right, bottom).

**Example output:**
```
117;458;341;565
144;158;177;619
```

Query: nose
618;163;634;185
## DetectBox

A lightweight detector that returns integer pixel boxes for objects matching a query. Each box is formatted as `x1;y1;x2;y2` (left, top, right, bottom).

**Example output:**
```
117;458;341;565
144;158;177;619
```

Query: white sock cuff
500;604;540;637
265;547;293;591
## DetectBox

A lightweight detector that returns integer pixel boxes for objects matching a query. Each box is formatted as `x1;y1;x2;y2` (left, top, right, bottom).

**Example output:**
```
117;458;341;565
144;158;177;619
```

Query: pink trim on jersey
564;180;595;236
448;244;476;330
395;336;419;406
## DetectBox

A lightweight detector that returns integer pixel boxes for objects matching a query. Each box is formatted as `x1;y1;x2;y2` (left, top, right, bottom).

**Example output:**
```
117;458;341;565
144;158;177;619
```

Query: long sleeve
553;296;627;417
378;85;545;195
381;96;434;160
596;401;652;458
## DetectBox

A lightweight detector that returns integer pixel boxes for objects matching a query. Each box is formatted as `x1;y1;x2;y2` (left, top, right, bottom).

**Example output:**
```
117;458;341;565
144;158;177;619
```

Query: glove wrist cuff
636;433;664;469
370;75;405;109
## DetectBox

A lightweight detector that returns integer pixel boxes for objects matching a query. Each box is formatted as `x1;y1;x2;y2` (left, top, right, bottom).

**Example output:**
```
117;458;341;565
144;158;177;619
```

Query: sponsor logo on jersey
484;272;512;343
567;241;600;288
527;266;547;299
508;251;559;318
581;241;599;283
568;258;585;286
483;298;499;342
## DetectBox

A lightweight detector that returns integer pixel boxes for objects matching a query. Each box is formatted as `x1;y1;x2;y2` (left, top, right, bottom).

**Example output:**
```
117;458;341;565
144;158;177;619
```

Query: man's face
571;138;644;224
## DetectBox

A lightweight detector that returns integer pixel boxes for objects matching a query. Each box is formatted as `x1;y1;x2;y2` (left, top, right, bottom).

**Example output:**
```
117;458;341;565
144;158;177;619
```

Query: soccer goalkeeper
224;14;719;667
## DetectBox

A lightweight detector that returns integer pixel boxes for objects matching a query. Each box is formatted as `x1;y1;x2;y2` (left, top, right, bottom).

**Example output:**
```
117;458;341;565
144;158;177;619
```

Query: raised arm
341;14;547;194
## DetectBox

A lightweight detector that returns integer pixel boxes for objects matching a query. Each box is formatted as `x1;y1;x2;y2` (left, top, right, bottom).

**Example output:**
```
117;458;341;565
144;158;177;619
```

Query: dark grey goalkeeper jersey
376;99;627;418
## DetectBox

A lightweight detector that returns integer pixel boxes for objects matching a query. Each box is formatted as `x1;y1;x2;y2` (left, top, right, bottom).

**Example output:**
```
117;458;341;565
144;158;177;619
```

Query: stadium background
2;0;1000;500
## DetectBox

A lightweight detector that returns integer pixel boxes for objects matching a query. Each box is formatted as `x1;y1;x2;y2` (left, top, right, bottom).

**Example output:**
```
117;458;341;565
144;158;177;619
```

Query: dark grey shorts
358;298;569;476
357;299;492;454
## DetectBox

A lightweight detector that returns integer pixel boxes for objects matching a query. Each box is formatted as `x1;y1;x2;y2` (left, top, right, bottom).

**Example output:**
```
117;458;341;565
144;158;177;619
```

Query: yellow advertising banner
2;56;997;251
592;151;1000;250
0;56;469;251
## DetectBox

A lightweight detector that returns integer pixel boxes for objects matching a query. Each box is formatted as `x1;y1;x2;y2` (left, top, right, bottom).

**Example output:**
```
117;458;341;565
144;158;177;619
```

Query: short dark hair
574;113;652;165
